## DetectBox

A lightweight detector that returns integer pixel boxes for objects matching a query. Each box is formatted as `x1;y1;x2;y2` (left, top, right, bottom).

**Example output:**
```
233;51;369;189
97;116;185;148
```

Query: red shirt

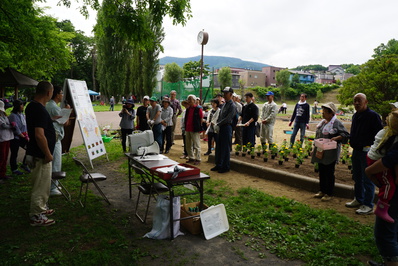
186;105;203;132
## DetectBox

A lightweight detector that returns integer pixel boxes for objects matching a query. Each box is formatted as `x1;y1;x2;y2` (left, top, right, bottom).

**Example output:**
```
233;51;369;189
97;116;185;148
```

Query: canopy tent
88;89;99;96
0;67;38;99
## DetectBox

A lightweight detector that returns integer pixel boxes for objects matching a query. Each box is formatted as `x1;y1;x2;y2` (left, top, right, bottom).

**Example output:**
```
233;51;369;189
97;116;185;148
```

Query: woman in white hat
311;102;349;201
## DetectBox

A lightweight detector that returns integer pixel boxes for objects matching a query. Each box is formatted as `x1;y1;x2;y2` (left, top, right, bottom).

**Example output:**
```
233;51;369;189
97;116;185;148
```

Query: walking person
8;100;30;175
180;100;189;159
109;96;115;111
160;97;173;154
260;91;277;149
169;90;182;144
289;93;310;146
119;99;135;152
26;81;56;226
204;99;220;155
211;87;237;173
311;102;349;201
345;93;383;214
0;100;15;181
184;95;203;165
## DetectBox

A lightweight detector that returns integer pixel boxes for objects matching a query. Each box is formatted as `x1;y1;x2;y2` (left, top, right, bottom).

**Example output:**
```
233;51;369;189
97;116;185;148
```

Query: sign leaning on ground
63;78;107;168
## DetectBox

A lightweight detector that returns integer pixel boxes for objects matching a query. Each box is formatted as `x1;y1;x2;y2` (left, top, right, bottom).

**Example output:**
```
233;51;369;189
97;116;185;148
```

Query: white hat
232;92;238;97
187;94;197;101
390;102;398;109
0;100;5;112
143;95;150;100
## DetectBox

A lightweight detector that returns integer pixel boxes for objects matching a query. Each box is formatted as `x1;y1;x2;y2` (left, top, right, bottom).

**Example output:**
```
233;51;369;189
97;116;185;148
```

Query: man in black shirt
26;81;56;226
241;92;259;146
345;93;383;215
136;96;150;131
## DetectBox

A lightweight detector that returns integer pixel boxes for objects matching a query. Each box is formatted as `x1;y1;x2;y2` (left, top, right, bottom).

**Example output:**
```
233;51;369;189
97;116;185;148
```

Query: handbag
316;148;324;159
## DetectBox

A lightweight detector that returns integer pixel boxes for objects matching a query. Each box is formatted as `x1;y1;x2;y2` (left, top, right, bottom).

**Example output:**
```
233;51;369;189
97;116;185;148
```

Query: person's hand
262;120;267;124
288;121;292;127
245;122;249;127
306;124;309;130
44;154;53;164
10;121;16;128
25;134;30;142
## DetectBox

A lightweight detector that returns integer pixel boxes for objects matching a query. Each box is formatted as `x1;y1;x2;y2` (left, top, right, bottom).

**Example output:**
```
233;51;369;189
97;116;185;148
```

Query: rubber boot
374;200;395;223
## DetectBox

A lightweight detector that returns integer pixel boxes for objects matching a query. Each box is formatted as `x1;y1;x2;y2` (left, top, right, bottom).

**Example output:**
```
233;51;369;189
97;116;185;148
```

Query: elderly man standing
146;96;162;148
184;95;203;165
211;87;237;173
260;91;277;149
345;93;383;214
26;81;56;226
169;90;182;144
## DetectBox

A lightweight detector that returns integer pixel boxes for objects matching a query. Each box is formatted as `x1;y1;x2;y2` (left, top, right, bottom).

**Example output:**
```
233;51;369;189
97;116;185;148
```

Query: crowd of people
3;82;398;264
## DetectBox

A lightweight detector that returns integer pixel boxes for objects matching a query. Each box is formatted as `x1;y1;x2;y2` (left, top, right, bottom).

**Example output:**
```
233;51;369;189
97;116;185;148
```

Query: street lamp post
197;30;209;104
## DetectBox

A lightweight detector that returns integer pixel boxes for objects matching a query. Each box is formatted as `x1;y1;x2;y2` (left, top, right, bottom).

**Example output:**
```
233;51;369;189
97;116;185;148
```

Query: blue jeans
290;122;306;146
152;123;163;148
352;149;375;208
215;124;232;171
375;192;398;262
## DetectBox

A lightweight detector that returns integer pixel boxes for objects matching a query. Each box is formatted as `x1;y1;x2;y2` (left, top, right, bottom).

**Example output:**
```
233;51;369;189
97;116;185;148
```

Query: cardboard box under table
180;202;208;235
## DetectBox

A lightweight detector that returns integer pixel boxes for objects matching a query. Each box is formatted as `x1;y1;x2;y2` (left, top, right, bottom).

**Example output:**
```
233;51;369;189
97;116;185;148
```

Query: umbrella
88;89;99;96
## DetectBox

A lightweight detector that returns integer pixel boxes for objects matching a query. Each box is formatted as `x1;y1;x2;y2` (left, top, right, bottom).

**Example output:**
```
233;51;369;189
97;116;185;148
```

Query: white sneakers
345;198;361;208
355;205;373;215
50;188;62;196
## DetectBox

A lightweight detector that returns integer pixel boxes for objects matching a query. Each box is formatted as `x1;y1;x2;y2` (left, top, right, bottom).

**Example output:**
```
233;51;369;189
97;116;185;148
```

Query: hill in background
159;55;271;70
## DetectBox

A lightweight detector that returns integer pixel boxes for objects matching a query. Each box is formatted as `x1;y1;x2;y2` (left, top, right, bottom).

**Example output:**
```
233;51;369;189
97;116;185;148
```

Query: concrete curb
208;154;355;199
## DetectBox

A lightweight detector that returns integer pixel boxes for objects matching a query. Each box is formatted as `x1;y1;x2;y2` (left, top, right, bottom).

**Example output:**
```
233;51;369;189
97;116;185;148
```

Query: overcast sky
39;0;398;68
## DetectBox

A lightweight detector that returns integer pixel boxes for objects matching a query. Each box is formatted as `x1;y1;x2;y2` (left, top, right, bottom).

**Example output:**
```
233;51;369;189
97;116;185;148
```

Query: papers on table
133;154;168;161
155;164;193;174
56;108;73;124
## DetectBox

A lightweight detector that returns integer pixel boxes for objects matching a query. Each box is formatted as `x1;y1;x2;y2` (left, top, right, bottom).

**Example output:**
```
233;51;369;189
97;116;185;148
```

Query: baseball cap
143;95;150;100
0;100;5;112
265;91;274;96
223;87;234;93
126;99;134;105
321;102;338;114
162;97;170;103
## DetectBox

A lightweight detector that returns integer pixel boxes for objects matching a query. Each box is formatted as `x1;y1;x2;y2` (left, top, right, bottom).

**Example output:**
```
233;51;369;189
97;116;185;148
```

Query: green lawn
0;141;380;265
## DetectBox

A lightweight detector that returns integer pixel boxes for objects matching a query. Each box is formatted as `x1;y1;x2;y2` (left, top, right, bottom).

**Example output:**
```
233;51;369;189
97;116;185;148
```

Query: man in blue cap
260;91;277;149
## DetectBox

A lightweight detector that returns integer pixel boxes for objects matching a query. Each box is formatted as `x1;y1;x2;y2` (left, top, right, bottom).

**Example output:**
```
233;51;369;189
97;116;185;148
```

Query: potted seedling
314;162;319;173
263;149;268;162
347;154;352;170
278;151;284;165
256;145;262;157
242;145;247;156
235;144;241;156
295;154;303;168
250;147;255;159
270;144;278;159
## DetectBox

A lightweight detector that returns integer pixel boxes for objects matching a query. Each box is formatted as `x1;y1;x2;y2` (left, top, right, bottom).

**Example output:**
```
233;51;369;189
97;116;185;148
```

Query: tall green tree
60;0;191;50
338;54;398;118
182;60;210;90
52;20;95;88
217;67;232;90
291;73;300;89
95;0;135;100
164;63;184;83
0;0;74;79
276;69;291;100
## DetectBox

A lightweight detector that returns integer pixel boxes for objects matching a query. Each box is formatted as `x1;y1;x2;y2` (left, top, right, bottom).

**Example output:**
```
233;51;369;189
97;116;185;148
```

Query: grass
0;140;381;265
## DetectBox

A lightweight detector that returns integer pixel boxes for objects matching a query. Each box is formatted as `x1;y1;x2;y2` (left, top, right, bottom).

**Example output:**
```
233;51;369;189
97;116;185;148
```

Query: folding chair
73;157;111;207
51;171;71;201
132;164;169;223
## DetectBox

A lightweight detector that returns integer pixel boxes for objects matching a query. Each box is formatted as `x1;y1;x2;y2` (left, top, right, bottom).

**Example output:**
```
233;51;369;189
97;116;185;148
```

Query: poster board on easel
63;78;107;168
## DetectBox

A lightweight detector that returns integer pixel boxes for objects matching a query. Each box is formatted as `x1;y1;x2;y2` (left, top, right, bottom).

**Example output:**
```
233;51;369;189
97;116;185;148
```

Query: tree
0;0;74;79
52;20;95;88
164;63;184;83
59;0;191;50
276;69;291;100
217;67;232;90
291;73;300;88
338;54;398;118
373;39;398;58
291;65;327;71
341;64;361;75
182;60;210;92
